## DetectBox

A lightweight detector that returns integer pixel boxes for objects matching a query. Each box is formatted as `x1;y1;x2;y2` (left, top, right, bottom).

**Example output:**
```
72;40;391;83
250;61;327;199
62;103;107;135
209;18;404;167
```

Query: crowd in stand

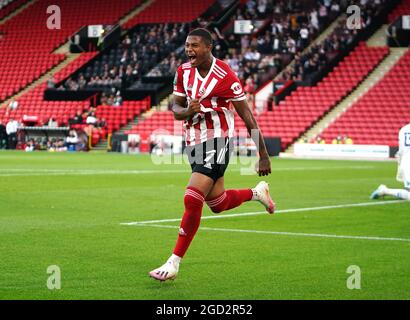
280;0;387;82
216;0;386;90
214;0;344;90
100;90;123;107
69;107;106;129
0;116;89;152
58;23;190;90
298;135;354;144
20;132;88;152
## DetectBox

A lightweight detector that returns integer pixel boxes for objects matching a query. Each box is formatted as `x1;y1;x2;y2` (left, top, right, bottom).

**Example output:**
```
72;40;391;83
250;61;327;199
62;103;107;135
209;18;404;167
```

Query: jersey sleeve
173;66;186;97
220;69;246;102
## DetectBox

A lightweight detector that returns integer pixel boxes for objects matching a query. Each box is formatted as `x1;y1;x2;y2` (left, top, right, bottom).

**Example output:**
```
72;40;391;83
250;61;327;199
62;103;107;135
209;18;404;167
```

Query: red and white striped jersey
173;57;246;146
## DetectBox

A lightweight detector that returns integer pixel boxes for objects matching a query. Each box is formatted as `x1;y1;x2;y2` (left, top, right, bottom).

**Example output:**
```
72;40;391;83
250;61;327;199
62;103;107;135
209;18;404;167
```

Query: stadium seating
123;0;215;28
246;43;388;150
0;52;66;101
125;110;182;138
321;50;410;147
94;99;150;138
0;0;141;102
0;53;96;126
388;0;410;22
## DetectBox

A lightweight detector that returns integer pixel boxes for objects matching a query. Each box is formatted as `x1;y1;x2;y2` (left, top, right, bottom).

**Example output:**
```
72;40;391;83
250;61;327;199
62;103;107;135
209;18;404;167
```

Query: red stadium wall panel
321;50;410;147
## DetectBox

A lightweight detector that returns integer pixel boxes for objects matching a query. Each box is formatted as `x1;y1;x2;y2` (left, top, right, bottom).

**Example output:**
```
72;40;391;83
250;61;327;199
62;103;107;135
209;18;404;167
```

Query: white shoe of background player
370;184;387;199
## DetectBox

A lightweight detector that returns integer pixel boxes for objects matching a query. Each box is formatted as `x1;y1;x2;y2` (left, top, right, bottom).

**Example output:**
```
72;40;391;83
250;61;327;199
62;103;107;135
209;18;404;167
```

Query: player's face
185;35;211;68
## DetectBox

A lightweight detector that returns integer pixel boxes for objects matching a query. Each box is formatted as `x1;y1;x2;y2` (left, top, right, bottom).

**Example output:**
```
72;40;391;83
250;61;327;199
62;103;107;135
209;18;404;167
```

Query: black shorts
185;137;234;182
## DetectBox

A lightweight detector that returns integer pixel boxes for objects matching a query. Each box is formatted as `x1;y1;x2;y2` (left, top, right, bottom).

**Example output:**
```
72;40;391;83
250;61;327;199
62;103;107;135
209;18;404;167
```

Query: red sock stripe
206;192;227;207
184;188;205;202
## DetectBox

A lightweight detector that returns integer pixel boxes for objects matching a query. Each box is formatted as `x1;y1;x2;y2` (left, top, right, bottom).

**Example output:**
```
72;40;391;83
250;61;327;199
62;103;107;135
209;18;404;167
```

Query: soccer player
370;122;410;201
149;28;275;282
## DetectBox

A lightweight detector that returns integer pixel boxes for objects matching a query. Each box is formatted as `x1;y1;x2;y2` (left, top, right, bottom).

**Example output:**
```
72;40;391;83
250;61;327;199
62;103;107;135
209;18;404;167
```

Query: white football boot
149;259;179;282
253;181;275;214
370;184;387;200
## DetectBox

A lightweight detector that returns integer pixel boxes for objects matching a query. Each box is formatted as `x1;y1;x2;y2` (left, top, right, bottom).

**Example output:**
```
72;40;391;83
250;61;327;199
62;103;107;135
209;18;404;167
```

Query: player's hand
187;99;201;116
256;157;271;176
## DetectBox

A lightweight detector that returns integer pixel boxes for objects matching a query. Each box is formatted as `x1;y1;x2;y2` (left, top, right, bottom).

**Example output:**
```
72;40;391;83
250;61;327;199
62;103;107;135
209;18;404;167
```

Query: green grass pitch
0;151;409;300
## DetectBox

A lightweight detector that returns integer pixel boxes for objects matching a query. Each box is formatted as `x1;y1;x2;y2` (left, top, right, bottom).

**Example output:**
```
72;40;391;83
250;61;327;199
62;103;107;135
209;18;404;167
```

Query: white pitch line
128;224;410;243
127;223;410;242
120;200;406;226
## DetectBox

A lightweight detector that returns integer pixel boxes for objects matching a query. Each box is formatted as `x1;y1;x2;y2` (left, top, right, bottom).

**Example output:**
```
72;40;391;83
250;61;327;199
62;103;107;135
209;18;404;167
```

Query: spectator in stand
310;8;319;31
318;3;328;29
47;76;56;89
0;120;7;149
78;74;87;89
312;136;326;144
47;117;58;128
25;139;35;152
113;91;123;106
107;94;114;106
100;92;108;106
96;118;107;129
8;99;18;111
331;135;343;144
65;129;79;150
86;112;98;125
344;136;354;144
297;136;309;143
256;0;268;18
69;110;83;125
64;77;79;91
6;118;19;149
299;24;310;49
244;76;256;110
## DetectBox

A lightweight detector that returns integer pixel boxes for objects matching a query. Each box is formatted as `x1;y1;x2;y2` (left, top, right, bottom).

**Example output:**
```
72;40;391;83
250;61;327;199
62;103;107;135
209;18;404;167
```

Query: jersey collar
195;56;216;83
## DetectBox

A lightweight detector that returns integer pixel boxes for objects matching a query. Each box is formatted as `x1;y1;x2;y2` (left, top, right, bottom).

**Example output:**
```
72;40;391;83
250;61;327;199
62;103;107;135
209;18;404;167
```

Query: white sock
168;254;181;266
251;188;259;200
385;188;410;200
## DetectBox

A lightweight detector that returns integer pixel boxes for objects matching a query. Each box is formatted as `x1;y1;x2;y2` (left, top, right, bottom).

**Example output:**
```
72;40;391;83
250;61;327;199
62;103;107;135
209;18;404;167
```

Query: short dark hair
188;28;213;46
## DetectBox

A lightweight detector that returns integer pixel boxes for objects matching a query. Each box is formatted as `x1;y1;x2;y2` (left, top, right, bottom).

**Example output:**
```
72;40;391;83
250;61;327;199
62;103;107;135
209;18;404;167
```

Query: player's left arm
232;99;271;176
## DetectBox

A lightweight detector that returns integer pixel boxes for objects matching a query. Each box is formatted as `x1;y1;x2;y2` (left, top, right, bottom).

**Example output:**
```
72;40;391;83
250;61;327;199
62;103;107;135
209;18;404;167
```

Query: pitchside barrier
294;143;391;159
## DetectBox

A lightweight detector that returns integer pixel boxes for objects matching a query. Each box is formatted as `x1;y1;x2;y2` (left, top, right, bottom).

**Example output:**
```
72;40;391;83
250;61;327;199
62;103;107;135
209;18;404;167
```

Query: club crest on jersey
198;88;205;96
231;82;243;95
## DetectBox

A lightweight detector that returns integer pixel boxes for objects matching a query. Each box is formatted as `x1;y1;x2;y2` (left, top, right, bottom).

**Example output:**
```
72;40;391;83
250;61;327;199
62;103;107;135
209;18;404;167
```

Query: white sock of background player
383;187;410;200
